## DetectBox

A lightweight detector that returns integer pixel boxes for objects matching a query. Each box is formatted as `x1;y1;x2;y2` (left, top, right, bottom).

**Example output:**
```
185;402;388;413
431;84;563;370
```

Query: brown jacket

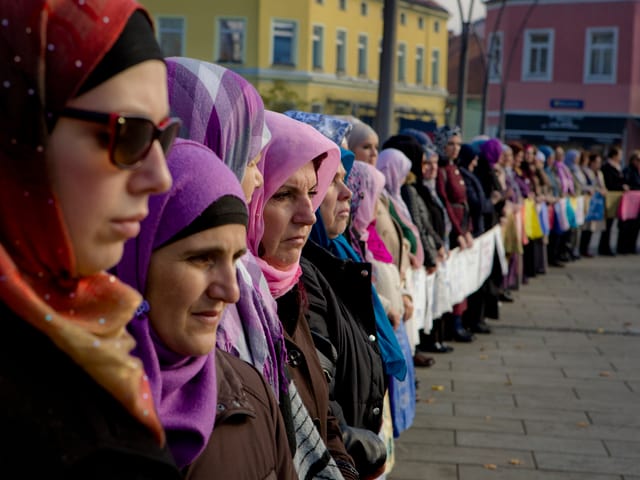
186;350;296;480
277;285;359;480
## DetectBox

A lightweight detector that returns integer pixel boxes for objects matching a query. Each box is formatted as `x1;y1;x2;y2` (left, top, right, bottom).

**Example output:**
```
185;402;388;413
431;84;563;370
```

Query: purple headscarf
116;139;247;469
480;138;503;167
166;57;270;180
166;58;288;400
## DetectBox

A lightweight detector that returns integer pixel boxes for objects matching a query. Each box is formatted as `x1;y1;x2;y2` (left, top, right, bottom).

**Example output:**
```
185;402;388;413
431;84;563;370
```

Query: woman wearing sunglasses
0;1;179;477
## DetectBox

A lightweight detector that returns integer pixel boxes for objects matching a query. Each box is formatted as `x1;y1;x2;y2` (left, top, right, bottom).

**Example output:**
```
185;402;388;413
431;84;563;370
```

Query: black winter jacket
301;241;386;434
0;304;181;480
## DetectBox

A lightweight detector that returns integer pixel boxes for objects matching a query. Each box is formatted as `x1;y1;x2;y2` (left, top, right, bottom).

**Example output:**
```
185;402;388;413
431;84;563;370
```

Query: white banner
405;226;505;341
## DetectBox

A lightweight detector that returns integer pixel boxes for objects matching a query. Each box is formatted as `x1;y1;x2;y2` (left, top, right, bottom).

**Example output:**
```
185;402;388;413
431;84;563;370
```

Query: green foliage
261;80;308;112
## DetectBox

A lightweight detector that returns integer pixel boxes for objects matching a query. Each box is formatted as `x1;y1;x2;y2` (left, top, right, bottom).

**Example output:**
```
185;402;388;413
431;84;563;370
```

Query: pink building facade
484;0;640;151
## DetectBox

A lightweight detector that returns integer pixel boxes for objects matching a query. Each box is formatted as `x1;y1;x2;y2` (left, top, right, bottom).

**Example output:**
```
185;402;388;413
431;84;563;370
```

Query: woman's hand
402;295;414;322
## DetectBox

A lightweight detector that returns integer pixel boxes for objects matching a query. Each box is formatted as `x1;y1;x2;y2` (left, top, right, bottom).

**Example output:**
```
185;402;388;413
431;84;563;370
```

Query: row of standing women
6;2;637;479
1;2;410;478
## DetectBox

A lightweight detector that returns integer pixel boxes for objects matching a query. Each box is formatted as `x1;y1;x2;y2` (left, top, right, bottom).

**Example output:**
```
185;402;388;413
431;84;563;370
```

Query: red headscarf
0;1;164;443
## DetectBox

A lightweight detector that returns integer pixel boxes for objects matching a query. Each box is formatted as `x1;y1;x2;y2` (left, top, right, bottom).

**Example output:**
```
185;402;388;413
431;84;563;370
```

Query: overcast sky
445;0;487;33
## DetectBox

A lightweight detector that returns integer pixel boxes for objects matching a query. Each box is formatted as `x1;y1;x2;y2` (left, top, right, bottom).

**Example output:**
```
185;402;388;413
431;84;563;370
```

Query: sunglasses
59;107;182;169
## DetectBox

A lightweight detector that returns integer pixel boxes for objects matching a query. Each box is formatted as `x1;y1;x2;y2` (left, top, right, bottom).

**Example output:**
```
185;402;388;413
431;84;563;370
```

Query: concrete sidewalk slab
388;255;640;480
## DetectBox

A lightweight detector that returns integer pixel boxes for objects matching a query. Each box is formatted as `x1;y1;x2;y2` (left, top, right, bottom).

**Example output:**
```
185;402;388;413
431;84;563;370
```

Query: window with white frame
360;2;368;16
157;17;185;57
431;49;440;86
397;43;406;82
312;25;324;69
418;16;424;30
400;12;406;25
339;0;347;10
416;46;424;85
217;18;245;63
336;29;347;74
487;31;503;82
522;29;554;81
272;20;296;66
584;27;617;83
358;34;368;76
434;20;440;33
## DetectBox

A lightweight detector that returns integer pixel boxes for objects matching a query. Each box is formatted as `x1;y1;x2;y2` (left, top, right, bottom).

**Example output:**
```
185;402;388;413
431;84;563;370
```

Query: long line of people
4;2;640;478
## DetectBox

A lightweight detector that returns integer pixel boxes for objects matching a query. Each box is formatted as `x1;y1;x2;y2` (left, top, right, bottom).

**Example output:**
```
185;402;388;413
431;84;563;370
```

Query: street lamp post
455;0;475;132
375;0;397;142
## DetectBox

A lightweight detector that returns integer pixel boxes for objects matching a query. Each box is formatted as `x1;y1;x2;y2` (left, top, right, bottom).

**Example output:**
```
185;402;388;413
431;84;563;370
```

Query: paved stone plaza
390;254;640;480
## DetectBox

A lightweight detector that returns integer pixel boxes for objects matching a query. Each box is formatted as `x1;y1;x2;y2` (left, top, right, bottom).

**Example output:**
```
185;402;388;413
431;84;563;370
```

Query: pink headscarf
248;111;340;298
377;148;425;265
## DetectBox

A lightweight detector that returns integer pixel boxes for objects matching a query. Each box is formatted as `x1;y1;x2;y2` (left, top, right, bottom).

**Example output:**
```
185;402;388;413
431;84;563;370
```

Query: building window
217;18;245;63
397;43;406;82
400;12;406;25
434;20;440;33
316;0;324;4
416;46;424;85
157;17;185;57
487;31;503;82
312;25;324;70
522;29;554;81
431;49;440;87
272;20;296;66
336;29;347;74
584;27;617;84
358;34;368;76
339;0;347;10
360;2;368;16
418;16;424;30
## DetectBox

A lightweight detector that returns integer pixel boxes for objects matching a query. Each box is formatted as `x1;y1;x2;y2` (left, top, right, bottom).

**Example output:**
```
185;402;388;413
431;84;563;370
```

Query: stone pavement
389;254;640;480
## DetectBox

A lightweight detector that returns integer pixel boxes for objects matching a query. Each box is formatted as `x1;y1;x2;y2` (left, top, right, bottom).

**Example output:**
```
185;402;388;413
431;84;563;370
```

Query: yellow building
141;0;449;131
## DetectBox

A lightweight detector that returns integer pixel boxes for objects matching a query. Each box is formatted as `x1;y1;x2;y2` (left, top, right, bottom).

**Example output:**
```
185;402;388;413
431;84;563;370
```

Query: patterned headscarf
166;57;271;181
248;111;340;298
166;58;288;401
284;111;353;146
0;0;164;443
433;125;462;158
346;160;386;245
116;139;247;468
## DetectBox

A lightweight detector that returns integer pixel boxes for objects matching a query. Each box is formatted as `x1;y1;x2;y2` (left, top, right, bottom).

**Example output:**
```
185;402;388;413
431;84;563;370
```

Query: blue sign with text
550;99;584;109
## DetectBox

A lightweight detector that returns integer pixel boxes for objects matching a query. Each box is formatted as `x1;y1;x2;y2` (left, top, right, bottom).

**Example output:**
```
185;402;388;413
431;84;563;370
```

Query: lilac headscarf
166;57;271;180
116;139;247;469
249;111;340;298
377;148;425;265
166;58;288;400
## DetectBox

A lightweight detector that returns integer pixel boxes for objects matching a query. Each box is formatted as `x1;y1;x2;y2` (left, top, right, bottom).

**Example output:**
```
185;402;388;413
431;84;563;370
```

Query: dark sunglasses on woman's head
59;107;182;169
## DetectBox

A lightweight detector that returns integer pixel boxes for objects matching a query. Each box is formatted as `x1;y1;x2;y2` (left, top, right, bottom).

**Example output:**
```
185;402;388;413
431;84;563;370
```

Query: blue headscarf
309;151;407;381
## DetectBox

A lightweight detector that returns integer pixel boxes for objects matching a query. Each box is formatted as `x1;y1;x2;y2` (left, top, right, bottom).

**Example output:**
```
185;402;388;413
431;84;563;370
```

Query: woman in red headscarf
0;1;181;477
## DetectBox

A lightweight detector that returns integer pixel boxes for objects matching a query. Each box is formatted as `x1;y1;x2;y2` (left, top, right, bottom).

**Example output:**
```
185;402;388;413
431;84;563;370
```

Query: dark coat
186;350;296;480
412;181;447;242
624;165;640;190
301;241;386;433
276;285;358;480
401;183;442;267
0;305;181;480
460;167;493;236
601;162;625;191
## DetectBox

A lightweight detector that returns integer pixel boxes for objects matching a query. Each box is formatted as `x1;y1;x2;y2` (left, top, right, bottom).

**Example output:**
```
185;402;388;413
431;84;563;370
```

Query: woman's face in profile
260;161;318;270
46;60;172;276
